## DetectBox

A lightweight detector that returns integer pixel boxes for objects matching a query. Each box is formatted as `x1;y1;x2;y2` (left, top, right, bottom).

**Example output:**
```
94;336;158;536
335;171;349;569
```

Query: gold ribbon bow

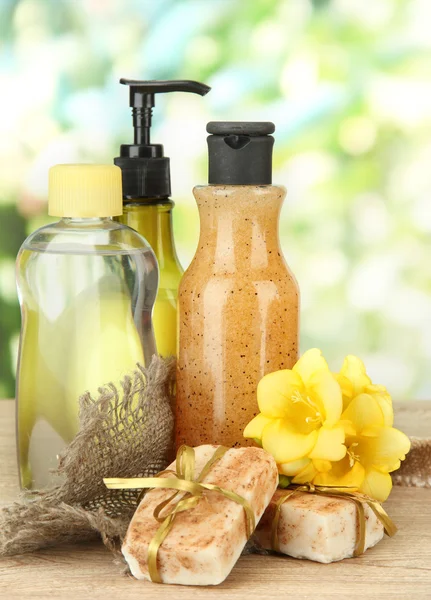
104;445;256;583
271;483;397;557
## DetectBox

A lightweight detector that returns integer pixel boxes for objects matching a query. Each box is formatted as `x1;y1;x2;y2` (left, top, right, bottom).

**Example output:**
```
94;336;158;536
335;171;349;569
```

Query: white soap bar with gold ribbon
122;445;278;585
255;489;384;563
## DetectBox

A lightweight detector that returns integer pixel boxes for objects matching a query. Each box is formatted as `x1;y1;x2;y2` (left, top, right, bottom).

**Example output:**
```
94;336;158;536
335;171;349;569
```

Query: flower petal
257;369;303;418
341;393;385;434
336;373;354;399
261;419;318;463
309;425;346;461
356;426;411;471
360;467;393;502
279;458;311;476
243;413;272;440
384;459;401;472
292;461;318;484
366;384;394;427
339;355;371;398
308;371;343;426
340;419;356;437
312;459;332;473
361;427;380;438
293;348;329;384
314;457;365;489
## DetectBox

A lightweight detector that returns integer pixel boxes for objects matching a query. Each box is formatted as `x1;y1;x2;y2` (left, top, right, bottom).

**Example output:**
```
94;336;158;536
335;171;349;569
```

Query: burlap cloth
0;356;175;557
0;362;429;558
393;438;431;488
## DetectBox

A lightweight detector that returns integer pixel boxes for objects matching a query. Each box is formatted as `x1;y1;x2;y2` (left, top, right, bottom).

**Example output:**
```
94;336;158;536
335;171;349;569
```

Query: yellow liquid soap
117;201;182;357
113;79;210;358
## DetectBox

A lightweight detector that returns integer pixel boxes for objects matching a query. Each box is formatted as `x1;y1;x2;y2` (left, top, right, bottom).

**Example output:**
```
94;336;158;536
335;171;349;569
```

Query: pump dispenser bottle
16;164;158;490
115;79;210;357
176;122;300;449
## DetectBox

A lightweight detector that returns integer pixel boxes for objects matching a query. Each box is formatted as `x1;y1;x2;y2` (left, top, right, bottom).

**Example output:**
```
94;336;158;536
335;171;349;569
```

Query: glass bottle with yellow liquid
15;164;158;490
114;79;210;357
117;200;180;357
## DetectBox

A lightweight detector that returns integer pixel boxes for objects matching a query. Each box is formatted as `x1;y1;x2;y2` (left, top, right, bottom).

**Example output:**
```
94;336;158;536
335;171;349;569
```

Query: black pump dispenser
206;122;275;185
115;79;211;199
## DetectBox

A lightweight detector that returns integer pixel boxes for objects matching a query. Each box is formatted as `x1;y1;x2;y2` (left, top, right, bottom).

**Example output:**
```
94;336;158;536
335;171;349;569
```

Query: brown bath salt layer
122;445;278;585
255;490;384;563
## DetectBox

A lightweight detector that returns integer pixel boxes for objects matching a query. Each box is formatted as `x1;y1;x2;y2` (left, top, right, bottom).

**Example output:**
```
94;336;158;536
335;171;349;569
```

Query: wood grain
1;399;430;599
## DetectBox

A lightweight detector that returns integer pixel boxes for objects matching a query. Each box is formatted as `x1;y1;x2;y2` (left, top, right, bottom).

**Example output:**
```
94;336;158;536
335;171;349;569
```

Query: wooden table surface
1;399;430;599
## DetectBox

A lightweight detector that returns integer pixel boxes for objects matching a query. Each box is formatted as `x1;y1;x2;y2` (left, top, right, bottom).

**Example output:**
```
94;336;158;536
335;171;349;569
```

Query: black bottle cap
206;121;275;185
115;79;210;199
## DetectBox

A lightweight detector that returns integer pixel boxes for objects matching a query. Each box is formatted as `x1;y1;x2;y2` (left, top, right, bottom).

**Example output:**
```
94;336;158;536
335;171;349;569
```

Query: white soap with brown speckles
122;445;278;585
255;490;384;563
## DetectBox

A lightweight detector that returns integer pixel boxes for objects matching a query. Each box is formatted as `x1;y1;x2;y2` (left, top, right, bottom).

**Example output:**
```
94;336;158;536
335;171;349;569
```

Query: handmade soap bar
122;445;278;585
255;490;384;563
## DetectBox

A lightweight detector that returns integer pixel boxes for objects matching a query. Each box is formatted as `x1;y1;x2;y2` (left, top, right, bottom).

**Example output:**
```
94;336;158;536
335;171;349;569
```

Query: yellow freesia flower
244;350;411;502
313;355;411;501
314;393;410;501
336;355;393;426
244;348;347;470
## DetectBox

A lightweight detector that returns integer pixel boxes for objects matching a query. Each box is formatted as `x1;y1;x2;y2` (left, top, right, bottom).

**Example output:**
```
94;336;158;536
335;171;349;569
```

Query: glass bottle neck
193;185;285;271
61;217;113;224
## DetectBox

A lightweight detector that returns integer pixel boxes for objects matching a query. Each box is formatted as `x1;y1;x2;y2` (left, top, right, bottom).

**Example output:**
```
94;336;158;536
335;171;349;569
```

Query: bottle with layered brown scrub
176;122;300;449
114;79;210;358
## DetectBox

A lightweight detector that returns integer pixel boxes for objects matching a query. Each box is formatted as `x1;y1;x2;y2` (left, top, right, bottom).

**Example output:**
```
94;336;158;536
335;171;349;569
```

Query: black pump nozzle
115;79;211;199
122;79;211;146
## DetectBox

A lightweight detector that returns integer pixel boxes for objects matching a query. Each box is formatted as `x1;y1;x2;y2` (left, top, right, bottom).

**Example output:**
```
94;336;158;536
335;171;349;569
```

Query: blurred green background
1;0;430;400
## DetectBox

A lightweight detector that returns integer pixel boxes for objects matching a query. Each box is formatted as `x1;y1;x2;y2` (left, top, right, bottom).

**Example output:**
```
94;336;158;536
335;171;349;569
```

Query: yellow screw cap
48;164;123;218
